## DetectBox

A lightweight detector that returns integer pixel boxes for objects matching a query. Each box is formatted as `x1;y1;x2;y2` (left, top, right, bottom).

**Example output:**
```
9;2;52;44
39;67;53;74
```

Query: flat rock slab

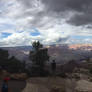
23;83;49;92
76;80;92;92
23;77;66;92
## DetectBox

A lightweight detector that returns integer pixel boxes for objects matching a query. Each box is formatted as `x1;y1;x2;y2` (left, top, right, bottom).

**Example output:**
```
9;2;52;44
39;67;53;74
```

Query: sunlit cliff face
0;0;92;47
69;44;92;50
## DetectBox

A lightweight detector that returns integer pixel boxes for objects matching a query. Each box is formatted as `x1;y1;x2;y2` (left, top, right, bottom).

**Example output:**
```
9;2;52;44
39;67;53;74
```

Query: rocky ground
0;76;92;92
23;77;77;92
23;77;92;92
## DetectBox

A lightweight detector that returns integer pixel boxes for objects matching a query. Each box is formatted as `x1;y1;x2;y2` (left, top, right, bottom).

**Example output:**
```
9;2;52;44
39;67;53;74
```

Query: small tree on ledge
29;41;49;76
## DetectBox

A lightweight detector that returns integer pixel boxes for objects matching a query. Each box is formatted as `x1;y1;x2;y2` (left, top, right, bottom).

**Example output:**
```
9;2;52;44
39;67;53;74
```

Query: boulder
10;73;28;80
75;80;92;92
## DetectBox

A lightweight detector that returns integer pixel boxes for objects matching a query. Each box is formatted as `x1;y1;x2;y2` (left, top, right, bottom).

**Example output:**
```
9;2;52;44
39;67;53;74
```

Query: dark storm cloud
56;36;70;43
18;0;92;26
41;0;92;26
41;0;92;12
67;13;92;26
41;0;68;12
66;0;92;12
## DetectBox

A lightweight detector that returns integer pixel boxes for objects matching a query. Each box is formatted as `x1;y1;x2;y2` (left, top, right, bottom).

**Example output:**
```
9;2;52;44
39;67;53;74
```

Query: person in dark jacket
51;60;56;75
1;78;10;92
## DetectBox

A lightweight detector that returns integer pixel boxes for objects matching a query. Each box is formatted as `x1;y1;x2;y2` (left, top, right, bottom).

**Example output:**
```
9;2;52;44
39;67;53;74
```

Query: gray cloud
17;0;92;26
42;0;92;12
41;0;68;12
68;13;92;26
66;0;92;12
56;37;70;43
0;0;92;46
41;0;92;26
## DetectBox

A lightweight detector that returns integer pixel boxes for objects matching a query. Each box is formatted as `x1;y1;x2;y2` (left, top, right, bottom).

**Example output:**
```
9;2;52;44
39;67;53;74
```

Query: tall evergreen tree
29;41;49;76
8;56;22;73
0;49;9;68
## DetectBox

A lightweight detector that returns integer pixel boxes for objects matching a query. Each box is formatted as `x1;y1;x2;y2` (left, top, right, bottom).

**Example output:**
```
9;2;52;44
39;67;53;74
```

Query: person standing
51;60;56;75
1;77;10;92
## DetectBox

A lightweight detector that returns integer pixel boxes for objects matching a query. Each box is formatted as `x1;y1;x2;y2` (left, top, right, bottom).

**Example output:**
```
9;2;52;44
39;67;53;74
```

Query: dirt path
23;77;67;92
65;79;76;92
23;83;49;92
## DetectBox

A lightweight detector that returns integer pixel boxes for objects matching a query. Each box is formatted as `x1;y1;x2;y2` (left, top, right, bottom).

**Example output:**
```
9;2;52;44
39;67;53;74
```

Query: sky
0;0;92;47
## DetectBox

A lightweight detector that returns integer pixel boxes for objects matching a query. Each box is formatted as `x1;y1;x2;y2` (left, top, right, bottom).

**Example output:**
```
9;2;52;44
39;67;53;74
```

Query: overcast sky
0;0;92;47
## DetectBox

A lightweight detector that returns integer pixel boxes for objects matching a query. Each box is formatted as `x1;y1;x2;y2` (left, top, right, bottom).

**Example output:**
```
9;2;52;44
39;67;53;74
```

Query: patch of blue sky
31;32;40;36
1;32;12;38
71;35;92;39
62;32;65;34
30;28;40;36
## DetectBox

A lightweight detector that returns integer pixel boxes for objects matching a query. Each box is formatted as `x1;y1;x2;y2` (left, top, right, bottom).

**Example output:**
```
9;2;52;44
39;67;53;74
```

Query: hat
4;77;10;81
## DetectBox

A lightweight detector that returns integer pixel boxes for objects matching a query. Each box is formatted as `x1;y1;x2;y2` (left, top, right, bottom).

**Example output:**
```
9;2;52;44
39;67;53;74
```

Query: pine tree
29;41;49;76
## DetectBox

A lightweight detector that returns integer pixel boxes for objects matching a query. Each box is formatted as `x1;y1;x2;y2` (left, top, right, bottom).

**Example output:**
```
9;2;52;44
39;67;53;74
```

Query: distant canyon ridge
0;44;92;65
